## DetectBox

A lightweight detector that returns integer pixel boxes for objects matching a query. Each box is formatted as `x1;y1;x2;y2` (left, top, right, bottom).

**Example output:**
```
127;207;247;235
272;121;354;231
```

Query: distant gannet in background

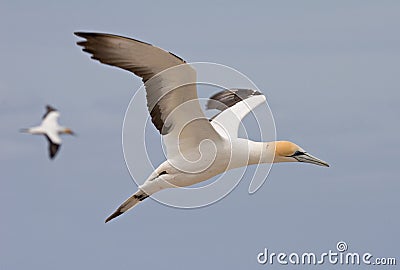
21;105;75;159
75;32;329;223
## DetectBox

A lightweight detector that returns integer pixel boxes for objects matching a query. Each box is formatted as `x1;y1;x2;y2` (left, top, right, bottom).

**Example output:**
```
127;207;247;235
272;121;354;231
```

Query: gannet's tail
105;189;149;223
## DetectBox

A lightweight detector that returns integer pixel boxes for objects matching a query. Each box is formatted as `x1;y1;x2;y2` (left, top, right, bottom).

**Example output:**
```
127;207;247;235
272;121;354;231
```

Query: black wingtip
74;32;94;43
105;210;124;223
45;105;58;112
74;31;153;46
49;148;58;160
74;31;88;38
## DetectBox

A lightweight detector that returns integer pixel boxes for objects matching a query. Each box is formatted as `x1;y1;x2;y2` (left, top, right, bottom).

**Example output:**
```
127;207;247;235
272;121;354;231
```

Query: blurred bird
21;105;75;159
75;32;329;222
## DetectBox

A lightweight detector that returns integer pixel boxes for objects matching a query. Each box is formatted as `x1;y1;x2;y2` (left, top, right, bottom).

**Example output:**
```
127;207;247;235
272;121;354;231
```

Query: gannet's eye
289;150;306;157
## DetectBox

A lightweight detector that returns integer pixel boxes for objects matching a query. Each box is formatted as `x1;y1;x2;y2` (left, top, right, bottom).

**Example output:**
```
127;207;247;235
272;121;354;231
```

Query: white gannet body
75;32;329;222
21;105;74;159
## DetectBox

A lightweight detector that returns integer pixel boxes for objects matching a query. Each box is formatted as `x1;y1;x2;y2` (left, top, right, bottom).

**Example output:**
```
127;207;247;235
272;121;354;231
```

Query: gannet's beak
294;153;330;167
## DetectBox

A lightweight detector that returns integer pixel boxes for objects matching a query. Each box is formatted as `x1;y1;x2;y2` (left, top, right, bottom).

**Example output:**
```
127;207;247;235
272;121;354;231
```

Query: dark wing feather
75;32;185;83
42;105;57;119
207;89;262;111
45;135;61;159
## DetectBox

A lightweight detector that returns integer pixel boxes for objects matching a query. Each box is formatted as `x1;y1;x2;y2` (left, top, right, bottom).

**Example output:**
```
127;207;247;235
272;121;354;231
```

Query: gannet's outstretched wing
76;32;222;158
41;105;60;127
42;105;57;119
45;135;61;159
207;89;266;138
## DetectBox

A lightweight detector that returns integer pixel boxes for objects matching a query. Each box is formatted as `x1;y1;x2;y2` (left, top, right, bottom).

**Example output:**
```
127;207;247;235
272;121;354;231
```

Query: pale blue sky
1;1;399;269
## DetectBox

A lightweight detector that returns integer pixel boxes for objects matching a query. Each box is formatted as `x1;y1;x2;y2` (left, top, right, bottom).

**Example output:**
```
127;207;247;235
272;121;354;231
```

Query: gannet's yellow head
62;128;75;135
273;141;329;167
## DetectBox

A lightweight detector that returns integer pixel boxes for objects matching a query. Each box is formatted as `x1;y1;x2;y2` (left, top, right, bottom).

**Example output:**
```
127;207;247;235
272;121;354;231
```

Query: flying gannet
21;105;75;159
75;32;329;223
